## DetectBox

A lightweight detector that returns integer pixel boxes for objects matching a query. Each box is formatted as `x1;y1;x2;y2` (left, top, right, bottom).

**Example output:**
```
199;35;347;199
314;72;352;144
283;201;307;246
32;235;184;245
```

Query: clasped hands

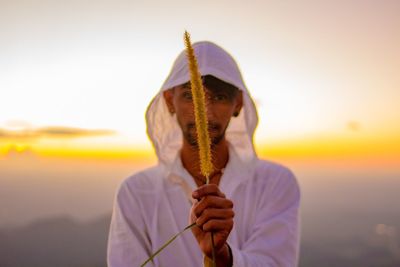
189;184;234;264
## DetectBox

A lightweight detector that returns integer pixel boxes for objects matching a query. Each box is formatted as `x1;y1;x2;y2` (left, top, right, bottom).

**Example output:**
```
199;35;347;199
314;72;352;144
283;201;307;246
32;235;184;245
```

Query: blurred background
1;0;399;266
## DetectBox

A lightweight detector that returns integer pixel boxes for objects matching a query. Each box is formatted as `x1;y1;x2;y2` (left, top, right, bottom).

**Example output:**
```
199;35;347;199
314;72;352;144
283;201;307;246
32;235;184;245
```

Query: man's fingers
193;196;233;217
202;218;234;232
195;208;235;227
192;184;225;199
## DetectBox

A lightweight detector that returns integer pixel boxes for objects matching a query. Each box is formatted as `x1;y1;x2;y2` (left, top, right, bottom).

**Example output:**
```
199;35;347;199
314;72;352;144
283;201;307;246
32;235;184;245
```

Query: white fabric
107;41;300;266
107;146;300;267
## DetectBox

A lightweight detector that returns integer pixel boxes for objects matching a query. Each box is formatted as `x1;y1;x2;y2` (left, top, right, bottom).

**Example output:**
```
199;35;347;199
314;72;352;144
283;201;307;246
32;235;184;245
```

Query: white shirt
107;146;300;267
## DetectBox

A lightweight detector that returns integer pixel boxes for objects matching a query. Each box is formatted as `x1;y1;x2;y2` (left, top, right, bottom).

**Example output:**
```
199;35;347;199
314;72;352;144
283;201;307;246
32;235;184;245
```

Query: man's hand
190;184;234;264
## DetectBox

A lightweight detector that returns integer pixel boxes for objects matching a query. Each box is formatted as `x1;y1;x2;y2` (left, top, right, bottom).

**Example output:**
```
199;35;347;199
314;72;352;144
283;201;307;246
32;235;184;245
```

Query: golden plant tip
183;30;214;179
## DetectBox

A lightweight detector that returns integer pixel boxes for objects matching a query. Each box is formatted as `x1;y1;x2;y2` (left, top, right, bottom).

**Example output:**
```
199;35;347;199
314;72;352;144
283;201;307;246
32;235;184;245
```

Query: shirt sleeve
230;168;301;267
107;180;154;267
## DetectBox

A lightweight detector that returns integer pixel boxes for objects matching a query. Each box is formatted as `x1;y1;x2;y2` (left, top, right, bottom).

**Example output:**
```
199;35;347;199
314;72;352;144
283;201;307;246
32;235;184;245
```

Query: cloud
37;127;115;137
0;129;7;137
347;121;361;132
0;126;116;139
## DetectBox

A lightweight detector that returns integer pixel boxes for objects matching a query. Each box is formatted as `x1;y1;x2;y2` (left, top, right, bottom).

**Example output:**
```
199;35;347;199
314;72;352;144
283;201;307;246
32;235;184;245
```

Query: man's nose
202;87;218;119
204;98;217;121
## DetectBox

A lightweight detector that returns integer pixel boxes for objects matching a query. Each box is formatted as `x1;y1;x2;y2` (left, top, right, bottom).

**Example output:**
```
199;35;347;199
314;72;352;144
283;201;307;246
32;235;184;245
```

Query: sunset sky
1;0;399;167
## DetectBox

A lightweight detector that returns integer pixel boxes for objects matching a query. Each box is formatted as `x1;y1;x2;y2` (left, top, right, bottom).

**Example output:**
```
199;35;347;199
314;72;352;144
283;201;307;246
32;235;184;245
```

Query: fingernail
192;191;199;198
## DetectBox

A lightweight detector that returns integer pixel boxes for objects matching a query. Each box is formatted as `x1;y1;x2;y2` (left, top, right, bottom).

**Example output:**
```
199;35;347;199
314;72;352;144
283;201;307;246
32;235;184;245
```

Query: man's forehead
175;75;238;93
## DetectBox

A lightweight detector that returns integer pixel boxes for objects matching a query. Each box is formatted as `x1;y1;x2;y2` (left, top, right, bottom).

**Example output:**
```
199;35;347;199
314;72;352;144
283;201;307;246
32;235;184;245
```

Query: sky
0;0;400;240
0;0;399;166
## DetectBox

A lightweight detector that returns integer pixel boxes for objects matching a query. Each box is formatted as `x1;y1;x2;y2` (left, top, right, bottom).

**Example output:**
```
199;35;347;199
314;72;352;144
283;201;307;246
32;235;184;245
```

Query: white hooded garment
107;41;300;267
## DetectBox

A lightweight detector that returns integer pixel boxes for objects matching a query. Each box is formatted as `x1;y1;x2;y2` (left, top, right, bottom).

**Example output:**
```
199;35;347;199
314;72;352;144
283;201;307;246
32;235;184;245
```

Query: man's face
163;76;243;147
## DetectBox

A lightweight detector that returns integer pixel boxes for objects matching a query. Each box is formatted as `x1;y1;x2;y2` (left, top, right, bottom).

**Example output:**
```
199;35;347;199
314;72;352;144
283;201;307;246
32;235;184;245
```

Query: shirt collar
166;143;257;198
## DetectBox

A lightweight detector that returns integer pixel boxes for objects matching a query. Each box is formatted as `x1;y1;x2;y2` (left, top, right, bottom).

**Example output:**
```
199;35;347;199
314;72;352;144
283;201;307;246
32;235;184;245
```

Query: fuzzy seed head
184;31;213;181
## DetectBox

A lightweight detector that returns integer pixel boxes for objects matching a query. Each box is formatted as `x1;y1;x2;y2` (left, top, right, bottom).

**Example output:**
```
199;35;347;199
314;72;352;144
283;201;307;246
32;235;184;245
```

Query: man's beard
184;122;226;147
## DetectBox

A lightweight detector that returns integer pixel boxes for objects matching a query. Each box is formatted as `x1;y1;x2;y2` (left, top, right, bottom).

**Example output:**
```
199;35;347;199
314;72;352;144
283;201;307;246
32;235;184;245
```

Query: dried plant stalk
141;31;216;267
140;222;196;267
184;30;216;267
184;30;213;182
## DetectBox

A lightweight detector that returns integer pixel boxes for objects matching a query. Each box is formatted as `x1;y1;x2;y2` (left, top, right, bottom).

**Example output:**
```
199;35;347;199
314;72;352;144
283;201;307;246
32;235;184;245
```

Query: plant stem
211;233;216;267
140;222;197;267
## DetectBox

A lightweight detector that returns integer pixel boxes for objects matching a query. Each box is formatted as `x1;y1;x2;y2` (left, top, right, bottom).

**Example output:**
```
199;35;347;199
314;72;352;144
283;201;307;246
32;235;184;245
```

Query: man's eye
214;94;228;101
183;91;193;100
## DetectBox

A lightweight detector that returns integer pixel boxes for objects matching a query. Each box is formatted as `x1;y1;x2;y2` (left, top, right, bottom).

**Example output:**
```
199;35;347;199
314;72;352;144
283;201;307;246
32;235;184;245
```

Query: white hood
145;41;259;167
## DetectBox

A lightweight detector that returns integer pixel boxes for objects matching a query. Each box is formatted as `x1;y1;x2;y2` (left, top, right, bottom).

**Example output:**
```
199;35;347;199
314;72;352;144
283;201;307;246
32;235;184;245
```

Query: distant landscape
1;208;399;267
1;156;399;267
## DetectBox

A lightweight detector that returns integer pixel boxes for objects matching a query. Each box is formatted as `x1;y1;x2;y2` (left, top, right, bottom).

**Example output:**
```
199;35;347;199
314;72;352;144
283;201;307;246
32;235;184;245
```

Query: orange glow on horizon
257;135;400;158
256;133;400;170
1;133;399;171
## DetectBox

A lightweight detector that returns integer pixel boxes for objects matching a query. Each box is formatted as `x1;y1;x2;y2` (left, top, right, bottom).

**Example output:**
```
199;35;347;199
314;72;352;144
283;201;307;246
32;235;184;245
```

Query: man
107;41;300;267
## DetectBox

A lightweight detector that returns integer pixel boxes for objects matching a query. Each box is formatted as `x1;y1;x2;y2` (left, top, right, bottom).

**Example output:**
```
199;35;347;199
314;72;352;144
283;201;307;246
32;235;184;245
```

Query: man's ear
163;89;175;114
233;91;243;117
